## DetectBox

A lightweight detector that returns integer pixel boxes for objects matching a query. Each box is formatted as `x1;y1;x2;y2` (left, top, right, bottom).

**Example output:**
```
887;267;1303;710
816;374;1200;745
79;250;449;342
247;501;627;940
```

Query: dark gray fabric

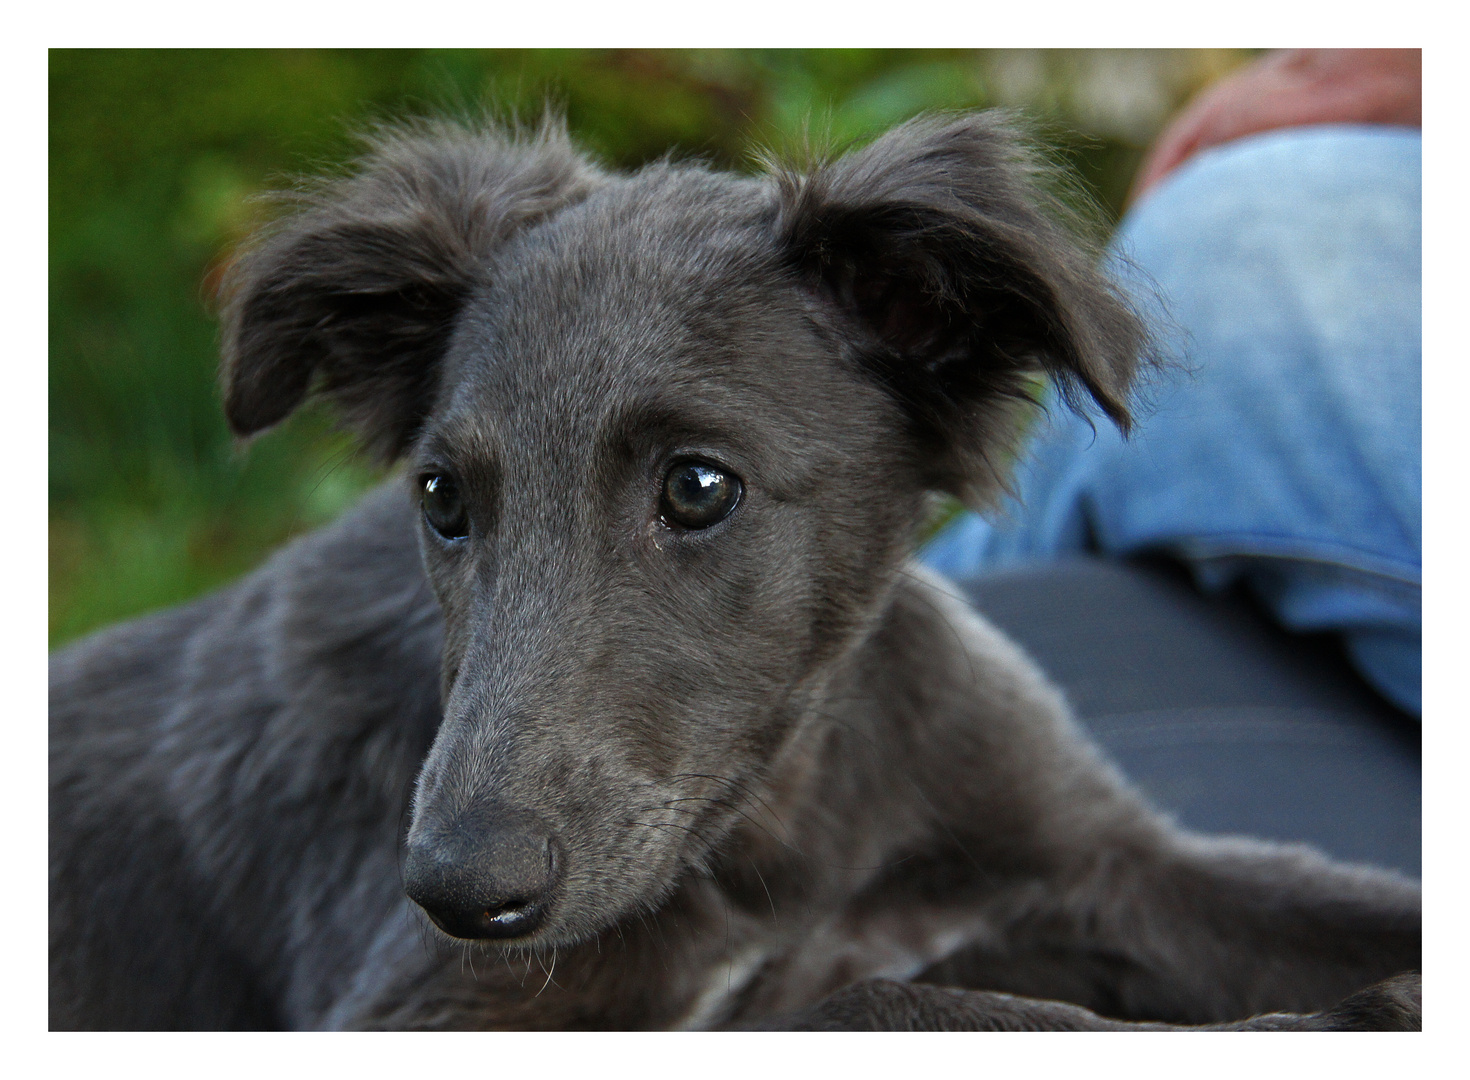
960;558;1421;878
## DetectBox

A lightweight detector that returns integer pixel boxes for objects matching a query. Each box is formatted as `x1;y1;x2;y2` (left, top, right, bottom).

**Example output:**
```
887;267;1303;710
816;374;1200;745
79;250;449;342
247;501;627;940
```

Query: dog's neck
655;566;965;1026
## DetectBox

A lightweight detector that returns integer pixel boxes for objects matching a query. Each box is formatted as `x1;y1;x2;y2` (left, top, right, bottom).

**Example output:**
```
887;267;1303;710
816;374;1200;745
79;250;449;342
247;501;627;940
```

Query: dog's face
402;179;926;942
219;117;1144;947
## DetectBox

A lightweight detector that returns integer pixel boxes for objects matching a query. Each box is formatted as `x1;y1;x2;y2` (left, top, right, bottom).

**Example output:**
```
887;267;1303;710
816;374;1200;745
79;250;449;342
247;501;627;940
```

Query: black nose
404;809;560;941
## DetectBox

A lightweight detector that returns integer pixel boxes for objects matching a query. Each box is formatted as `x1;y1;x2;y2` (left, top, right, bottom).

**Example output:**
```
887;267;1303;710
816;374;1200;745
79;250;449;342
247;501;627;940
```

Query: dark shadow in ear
770;113;1154;507
220;118;605;461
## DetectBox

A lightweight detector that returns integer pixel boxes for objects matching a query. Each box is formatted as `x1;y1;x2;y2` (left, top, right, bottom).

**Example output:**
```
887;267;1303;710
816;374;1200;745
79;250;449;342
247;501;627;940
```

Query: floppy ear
220;120;605;460
773;113;1151;506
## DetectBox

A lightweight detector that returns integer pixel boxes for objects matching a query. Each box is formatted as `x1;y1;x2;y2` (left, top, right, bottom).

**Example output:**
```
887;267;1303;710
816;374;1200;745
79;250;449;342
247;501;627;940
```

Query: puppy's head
221;115;1147;947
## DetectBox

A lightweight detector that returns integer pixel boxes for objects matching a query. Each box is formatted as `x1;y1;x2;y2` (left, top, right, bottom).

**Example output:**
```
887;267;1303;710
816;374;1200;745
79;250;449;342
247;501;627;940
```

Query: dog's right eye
421;474;469;540
661;460;742;530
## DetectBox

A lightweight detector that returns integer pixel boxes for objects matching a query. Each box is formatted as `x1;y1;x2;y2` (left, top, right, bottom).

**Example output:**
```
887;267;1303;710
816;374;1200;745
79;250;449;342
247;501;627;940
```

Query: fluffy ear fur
220;119;605;460
772;113;1151;507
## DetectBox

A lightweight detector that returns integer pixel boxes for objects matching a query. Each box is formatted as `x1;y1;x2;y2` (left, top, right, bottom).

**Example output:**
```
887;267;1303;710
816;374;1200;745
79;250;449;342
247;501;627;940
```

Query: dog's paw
754;980;931;1031
1232;972;1422;1030
751;980;1134;1031
754;974;1425;1031
754;980;1035;1031
1312;972;1421;1031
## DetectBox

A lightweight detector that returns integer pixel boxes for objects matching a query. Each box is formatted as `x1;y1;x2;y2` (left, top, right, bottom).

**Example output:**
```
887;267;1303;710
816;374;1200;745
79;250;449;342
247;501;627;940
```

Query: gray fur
50;114;1419;1030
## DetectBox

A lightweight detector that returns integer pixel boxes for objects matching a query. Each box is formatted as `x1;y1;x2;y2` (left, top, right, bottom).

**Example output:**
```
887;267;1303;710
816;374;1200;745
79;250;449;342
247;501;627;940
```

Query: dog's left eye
661;461;742;530
422;474;469;540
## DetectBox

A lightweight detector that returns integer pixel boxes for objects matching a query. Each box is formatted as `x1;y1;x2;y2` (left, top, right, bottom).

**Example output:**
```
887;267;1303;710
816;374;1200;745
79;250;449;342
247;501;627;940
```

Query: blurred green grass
49;49;1250;647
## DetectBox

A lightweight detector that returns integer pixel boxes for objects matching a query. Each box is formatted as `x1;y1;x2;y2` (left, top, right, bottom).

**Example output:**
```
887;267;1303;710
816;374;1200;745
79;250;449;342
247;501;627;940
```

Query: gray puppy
49;114;1420;1030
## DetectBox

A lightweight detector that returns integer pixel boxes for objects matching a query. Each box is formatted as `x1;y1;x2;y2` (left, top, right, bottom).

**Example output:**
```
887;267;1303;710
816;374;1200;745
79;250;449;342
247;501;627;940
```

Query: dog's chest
664;874;1009;1029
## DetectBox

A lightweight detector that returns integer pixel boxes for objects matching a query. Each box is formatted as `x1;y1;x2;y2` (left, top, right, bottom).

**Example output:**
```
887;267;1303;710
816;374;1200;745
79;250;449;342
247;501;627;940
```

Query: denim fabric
922;126;1422;715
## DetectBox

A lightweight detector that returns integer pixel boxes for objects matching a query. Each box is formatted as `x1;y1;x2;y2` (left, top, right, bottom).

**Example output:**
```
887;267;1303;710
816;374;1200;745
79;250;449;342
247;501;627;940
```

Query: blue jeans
922;126;1422;716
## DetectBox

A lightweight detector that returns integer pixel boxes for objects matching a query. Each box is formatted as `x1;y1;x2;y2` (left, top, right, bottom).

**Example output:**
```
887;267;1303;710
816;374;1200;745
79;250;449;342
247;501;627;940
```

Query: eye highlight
661;461;742;530
421;474;469;540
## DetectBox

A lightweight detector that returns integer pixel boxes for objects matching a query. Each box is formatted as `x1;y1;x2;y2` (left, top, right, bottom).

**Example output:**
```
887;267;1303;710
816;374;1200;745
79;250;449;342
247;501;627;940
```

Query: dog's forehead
437;168;827;443
480;168;781;358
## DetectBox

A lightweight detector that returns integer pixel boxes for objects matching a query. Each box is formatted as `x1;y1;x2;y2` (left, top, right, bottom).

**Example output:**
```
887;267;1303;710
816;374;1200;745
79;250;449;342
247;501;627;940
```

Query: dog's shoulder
874;563;1069;718
261;482;442;692
51;483;437;729
853;562;1087;767
798;562;1156;863
50;481;444;833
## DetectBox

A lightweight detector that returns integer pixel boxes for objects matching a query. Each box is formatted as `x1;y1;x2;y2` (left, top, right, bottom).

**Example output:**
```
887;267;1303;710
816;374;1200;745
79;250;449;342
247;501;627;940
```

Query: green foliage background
49;48;1249;647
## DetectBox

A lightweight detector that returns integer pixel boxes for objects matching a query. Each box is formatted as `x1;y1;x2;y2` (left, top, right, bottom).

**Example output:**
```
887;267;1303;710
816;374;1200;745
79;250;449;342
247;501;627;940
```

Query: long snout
404;803;562;941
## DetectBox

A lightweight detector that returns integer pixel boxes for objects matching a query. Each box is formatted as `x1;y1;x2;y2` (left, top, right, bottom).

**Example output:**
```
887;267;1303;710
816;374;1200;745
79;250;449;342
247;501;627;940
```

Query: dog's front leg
901;828;1421;1028
759;972;1421;1031
816;570;1421;1029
